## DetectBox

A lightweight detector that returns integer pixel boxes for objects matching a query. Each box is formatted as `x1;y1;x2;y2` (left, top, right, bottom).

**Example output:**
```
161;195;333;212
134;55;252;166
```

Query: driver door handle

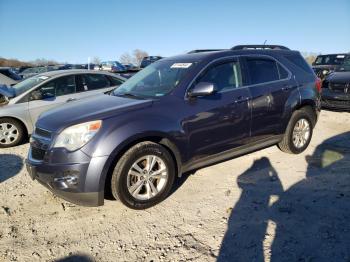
281;85;293;91
234;96;249;103
66;98;77;102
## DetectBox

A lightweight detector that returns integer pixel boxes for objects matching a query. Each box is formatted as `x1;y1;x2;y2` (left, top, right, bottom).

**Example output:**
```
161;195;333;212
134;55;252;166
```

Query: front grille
31;146;46;161
35;127;52;139
329;83;350;93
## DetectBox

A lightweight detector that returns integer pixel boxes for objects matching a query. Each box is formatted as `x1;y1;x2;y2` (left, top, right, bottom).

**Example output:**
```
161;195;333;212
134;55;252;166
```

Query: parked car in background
140;56;163;68
58;64;86;70
0;67;22;85
100;61;126;73
18;66;33;73
321;59;350;111
0;70;125;147
19;66;60;79
122;63;139;71
83;63;96;70
26;45;321;209
312;53;350;80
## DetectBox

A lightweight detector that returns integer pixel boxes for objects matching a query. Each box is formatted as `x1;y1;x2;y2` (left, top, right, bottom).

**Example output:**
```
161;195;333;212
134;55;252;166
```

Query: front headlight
53;120;102;151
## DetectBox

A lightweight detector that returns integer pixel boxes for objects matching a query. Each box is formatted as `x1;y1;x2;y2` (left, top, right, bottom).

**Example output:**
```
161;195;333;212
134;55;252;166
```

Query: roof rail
231;45;290;50
187;49;225;54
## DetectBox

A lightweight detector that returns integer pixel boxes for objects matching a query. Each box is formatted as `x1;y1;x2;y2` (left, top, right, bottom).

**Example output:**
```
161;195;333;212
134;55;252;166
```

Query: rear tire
111;141;176;209
0;118;25;148
278;108;314;154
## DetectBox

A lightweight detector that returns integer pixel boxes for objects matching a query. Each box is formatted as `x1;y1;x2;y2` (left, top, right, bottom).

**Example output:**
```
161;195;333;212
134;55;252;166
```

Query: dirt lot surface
1;110;349;262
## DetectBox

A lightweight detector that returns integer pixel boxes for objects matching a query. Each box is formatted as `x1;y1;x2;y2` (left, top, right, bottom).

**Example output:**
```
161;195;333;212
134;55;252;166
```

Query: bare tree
133;49;148;66
120;53;134;64
92;56;101;65
119;49;149;66
301;52;319;65
31;58;59;66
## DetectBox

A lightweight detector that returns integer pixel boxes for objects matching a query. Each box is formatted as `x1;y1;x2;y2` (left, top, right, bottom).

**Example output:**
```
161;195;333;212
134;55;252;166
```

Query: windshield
12;75;49;96
113;60;195;98
314;55;346;65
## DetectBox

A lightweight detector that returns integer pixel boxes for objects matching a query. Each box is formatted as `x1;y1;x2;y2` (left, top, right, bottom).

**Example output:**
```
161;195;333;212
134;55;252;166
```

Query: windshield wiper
114;93;143;99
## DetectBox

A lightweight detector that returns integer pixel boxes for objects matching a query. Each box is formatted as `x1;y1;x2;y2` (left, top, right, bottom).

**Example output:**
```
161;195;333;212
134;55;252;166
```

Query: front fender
80;114;187;192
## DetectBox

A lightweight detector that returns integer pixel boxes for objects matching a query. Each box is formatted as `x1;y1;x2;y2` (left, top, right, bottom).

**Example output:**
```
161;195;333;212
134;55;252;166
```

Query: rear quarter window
284;54;314;74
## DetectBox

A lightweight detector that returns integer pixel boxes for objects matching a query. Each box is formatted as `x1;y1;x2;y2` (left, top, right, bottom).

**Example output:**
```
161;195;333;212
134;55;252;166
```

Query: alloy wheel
127;155;168;200
0;123;19;145
292;118;310;148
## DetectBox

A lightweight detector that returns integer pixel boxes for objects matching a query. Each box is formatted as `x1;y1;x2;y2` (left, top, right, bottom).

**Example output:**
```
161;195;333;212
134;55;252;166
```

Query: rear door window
245;57;280;84
277;63;289;79
82;74;111;90
107;76;124;86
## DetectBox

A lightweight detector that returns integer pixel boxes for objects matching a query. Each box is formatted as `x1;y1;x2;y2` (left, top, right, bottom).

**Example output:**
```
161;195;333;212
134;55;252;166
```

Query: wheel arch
294;102;318;127
100;133;183;198
0;116;29;137
281;98;318;133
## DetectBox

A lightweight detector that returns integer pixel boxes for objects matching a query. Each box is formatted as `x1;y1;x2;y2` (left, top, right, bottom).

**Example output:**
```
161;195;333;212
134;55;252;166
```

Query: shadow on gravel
54;254;94;262
0;154;23;183
218;131;350;262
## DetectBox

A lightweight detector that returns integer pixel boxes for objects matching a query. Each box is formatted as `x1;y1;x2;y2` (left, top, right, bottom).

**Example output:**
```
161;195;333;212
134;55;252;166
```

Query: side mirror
188;82;216;98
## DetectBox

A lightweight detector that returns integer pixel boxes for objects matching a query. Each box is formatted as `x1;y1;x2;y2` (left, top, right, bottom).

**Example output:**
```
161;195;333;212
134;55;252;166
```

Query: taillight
315;78;322;93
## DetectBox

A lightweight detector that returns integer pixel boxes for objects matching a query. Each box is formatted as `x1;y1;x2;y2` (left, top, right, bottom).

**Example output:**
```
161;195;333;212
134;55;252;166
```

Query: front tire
0;118;25;148
111;141;176;209
278;108;314;154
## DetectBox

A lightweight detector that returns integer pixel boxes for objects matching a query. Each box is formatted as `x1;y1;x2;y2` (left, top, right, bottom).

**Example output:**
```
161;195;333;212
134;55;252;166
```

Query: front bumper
26;138;109;207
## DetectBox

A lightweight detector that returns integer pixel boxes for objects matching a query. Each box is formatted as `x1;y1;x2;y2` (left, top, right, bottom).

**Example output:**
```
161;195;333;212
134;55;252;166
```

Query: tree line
1;50;320;68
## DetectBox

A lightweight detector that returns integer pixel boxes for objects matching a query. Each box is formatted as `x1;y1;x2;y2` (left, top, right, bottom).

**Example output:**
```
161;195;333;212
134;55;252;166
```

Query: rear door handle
66;98;77;102
234;96;249;103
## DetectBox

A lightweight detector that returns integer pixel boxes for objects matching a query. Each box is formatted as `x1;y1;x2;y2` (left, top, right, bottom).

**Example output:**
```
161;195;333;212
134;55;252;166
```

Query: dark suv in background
140;56;163;68
321;59;350;111
26;45;321;209
312;53;350;80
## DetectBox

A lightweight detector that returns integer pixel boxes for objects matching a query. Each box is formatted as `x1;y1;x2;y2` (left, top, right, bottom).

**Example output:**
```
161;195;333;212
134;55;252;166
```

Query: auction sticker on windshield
171;63;192;68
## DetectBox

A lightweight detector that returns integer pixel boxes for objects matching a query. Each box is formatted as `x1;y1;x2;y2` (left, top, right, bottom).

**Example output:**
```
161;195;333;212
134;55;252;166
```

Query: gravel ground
0;110;349;262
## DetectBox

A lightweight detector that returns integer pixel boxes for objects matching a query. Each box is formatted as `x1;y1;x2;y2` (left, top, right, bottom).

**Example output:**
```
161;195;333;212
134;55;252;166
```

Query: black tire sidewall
113;143;175;209
0;118;24;148
287;111;313;154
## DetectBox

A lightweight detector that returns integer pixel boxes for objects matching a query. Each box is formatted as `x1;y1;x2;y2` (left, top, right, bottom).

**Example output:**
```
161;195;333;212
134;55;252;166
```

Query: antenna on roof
263;40;267;46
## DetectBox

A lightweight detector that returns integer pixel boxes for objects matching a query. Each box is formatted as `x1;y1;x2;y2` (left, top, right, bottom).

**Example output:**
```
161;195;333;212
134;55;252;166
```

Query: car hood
326;71;350;83
0;85;16;98
36;94;153;132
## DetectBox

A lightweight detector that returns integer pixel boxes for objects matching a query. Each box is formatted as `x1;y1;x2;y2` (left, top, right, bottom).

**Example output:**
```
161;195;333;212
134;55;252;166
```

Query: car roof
162;49;299;63
316;53;350;57
36;69;126;80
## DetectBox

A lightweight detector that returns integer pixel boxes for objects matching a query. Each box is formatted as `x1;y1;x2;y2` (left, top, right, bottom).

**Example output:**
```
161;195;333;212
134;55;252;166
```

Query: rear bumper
321;89;350;111
322;98;350;111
